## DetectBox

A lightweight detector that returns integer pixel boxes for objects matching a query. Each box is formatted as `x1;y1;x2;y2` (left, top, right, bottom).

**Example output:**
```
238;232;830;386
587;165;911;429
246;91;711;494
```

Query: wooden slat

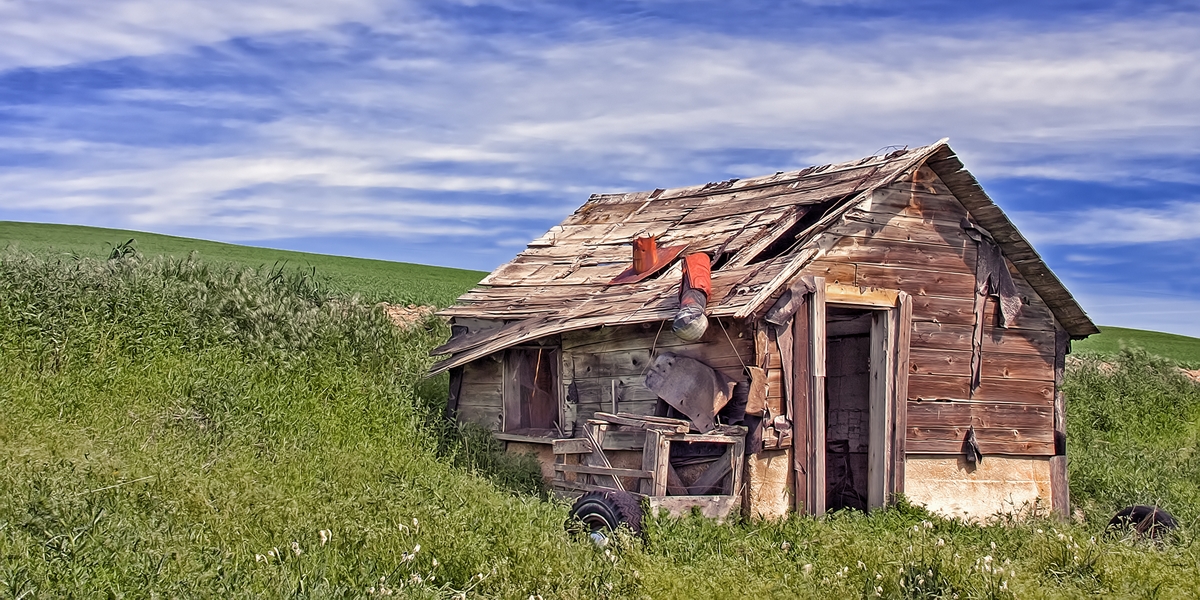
907;348;1054;381
911;321;1056;356
839;212;973;247
907;400;1053;430
1051;455;1069;519
825;236;975;275
554;463;654;480
1054;327;1069;456
553;438;594;454
892;292;912;496
799;259;856;285
457;405;502;430
867;186;969;222
809;278;827;516
856;264;976;300
570;348;653;378
907;374;1054;404
911;295;975;326
906;425;1054;455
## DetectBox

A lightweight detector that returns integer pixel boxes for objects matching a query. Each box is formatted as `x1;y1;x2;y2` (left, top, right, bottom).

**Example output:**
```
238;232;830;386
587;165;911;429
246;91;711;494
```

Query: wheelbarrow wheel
567;490;643;545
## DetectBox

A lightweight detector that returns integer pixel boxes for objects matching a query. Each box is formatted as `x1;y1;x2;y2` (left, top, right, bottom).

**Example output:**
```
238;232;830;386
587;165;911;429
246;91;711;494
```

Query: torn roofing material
429;140;1097;376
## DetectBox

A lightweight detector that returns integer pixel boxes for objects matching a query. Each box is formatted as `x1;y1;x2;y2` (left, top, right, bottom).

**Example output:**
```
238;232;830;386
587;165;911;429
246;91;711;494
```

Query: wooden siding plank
856;264;976;300
825;236;976;275
911;322;1056;356
907;401;1053;430
907;374;1055;404
908;348;1054;381
906;425;1054;456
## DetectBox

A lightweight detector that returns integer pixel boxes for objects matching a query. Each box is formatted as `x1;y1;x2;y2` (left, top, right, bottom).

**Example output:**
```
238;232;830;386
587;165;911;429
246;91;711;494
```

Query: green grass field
0;221;486;307
1074;326;1200;368
3;223;1200;597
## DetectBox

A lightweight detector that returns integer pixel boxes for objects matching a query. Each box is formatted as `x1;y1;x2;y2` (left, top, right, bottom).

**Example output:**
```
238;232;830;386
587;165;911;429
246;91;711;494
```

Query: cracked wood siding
823;166;1060;456
561;320;754;434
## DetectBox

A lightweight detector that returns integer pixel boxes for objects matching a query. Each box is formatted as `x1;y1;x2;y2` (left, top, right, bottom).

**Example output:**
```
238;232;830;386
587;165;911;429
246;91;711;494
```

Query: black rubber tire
1107;505;1178;538
567;490;644;536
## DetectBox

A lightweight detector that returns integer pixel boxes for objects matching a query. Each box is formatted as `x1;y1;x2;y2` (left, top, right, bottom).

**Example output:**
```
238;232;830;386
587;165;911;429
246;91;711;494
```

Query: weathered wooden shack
430;139;1097;521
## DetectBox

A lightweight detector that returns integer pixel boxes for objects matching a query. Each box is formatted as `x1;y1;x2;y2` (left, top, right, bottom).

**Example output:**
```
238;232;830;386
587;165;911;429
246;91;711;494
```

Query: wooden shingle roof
430;140;1096;375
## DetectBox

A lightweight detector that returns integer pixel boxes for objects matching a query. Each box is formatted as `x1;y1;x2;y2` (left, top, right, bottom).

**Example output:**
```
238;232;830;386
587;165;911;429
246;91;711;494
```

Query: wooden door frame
794;280;911;515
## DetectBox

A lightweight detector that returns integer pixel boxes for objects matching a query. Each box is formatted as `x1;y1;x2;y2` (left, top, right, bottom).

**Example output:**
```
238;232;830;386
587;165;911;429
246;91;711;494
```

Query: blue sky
1;1;1199;336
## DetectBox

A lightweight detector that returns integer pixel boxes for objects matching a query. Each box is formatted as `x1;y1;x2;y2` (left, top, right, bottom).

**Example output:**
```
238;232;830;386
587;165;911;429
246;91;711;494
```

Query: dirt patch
380;303;437;329
1067;356;1200;384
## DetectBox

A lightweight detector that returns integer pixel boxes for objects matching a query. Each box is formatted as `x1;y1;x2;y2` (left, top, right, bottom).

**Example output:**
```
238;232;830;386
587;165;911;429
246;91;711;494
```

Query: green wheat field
2;221;1200;598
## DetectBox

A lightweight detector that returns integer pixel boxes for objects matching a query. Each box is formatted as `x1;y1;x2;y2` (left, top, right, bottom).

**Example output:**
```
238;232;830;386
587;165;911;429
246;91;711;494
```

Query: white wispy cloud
0;0;396;70
2;5;1200;264
1012;201;1200;246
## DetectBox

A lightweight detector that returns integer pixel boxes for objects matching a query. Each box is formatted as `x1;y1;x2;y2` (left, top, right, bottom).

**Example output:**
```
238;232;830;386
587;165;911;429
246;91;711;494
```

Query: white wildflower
990;541;996;550
413;544;421;554
802;564;813;575
432;558;439;567
268;547;278;559
874;585;883;596
292;541;302;556
936;538;945;547
319;529;331;546
781;541;792;551
255;554;266;563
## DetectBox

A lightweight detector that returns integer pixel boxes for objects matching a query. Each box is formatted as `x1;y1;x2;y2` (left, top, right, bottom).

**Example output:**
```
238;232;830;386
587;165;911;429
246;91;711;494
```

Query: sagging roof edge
427;141;950;376
428;140;1098;376
924;146;1099;340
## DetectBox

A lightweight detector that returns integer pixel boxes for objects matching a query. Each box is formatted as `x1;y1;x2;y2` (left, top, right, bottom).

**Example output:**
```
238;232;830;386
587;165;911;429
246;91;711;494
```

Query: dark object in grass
1106;505;1178;538
567;490;644;544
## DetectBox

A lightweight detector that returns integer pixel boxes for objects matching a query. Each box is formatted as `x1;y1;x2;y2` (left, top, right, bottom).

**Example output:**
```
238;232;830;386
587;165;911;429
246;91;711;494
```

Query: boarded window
503;346;560;434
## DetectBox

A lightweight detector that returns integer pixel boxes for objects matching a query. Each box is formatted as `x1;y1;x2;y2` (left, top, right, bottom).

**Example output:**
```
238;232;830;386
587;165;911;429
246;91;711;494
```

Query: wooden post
1052;325;1070;519
641;429;670;496
727;435;746;496
891;292;912;499
791;301;810;514
867;308;893;509
1050;455;1069;519
808;277;827;516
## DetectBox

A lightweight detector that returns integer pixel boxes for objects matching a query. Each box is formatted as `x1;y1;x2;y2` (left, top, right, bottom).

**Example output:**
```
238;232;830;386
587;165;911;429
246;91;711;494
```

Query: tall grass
2;249;1200;598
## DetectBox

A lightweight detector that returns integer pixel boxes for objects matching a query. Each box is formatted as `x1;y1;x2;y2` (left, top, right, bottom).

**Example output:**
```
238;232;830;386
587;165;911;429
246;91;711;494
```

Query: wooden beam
809;277;827;516
892;292;912;499
825;282;900;308
868;308;893;509
554;464;654;480
1050;455;1070;520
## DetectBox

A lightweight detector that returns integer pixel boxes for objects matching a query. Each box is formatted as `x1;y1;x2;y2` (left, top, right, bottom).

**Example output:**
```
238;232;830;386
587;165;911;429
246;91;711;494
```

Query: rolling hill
0;221;486;307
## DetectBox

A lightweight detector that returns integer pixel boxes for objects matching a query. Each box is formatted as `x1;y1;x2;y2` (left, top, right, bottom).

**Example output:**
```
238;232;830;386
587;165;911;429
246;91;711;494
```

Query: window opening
504;346;559;435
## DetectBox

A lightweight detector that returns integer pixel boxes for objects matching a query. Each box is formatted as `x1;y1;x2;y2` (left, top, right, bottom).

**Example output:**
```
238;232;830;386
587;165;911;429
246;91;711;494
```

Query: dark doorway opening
825;307;872;512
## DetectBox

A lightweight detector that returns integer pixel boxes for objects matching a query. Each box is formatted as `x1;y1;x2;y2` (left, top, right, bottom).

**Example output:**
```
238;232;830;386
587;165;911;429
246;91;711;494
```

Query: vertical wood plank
790;303;811;514
1052;325;1069;519
731;435;746;497
1054;326;1069;456
868;308;893;509
1050;455;1069;519
502;350;518;431
891;292;913;497
809;277;827;516
654;431;671;497
641;429;660;495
